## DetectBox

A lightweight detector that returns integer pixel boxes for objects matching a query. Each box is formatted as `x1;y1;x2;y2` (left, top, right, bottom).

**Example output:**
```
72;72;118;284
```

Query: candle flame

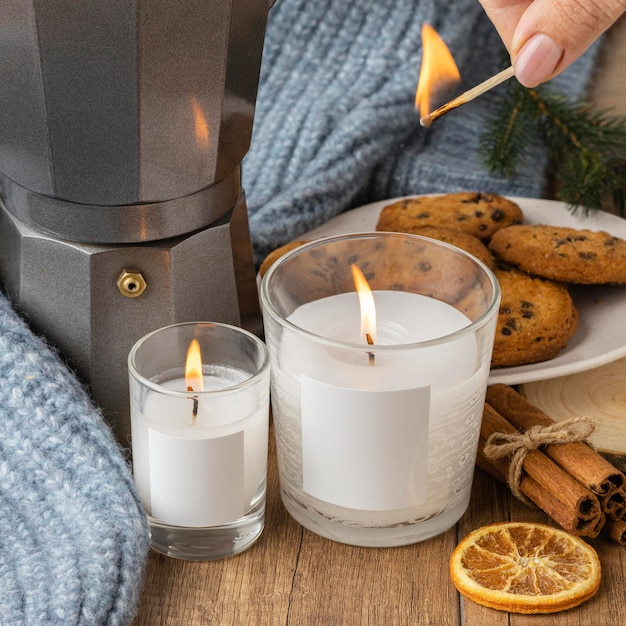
185;339;204;392
191;97;210;149
415;24;461;119
351;264;376;344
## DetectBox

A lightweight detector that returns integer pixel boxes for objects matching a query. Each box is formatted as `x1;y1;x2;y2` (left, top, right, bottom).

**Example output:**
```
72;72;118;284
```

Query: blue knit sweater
244;0;601;264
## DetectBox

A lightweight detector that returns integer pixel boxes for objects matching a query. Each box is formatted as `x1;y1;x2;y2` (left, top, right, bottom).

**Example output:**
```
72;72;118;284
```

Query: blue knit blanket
244;0;601;264
0;294;150;625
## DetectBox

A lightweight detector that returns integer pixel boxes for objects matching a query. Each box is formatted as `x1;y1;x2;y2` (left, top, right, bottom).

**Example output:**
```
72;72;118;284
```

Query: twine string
483;416;596;503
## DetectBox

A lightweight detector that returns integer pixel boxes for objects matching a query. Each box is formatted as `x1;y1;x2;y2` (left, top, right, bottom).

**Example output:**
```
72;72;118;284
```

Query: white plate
300;196;626;385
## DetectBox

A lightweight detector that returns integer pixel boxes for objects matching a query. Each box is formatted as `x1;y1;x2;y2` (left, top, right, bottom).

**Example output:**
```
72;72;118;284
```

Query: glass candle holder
128;322;270;560
260;233;500;547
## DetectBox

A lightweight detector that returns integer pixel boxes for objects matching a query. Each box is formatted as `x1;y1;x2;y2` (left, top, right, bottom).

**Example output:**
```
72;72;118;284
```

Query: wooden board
520;356;626;457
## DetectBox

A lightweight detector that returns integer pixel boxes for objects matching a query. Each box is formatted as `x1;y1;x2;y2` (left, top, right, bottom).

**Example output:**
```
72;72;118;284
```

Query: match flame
351;264;376;344
185;339;204;392
191;97;210;149
415;24;461;118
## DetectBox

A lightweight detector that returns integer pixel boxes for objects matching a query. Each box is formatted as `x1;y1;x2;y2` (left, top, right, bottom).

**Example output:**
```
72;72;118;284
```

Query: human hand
478;0;626;87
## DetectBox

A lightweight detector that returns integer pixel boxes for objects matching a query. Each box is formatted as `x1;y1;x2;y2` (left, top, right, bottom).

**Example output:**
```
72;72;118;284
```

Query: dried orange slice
450;522;601;614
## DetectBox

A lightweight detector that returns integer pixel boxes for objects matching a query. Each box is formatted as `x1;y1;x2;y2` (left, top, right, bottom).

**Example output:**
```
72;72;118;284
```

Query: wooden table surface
133;420;626;626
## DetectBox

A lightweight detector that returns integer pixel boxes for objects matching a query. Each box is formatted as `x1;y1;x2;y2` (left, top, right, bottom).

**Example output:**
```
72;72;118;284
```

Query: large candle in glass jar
260;233;500;547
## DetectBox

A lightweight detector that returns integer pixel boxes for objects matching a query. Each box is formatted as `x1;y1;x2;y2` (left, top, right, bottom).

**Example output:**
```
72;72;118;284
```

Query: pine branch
479;90;534;178
480;80;626;215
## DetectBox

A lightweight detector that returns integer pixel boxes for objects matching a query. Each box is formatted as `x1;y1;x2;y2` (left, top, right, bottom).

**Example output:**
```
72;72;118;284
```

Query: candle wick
366;333;375;366
187;385;199;425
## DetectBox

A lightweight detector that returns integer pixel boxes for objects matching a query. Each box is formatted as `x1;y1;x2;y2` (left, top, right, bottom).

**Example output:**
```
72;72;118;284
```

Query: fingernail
514;34;563;87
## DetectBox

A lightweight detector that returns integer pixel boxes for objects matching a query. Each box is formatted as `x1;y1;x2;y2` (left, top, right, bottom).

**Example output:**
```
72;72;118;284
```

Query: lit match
420;65;515;127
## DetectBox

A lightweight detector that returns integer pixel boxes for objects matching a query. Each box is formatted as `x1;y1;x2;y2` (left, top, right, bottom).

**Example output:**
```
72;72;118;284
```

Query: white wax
289;291;468;343
131;366;268;527
279;290;478;513
286;291;476;389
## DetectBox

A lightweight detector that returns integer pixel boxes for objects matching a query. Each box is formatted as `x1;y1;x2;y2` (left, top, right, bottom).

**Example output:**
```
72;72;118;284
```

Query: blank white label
148;429;245;527
301;377;430;510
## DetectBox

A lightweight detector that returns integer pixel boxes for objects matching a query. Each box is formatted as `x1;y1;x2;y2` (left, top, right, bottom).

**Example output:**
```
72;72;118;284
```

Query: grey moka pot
0;0;272;444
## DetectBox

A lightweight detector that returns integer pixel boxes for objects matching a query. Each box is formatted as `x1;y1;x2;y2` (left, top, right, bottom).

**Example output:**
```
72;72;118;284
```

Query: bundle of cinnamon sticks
477;383;626;544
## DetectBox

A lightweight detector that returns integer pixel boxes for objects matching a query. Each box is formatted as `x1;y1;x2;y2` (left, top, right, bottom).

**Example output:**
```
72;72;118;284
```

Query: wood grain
520;357;626;457
133;420;626;625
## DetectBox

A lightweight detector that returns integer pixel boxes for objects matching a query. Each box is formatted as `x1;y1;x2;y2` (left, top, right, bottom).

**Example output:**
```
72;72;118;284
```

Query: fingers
513;32;564;87
478;0;532;52
479;0;626;87
512;0;626;86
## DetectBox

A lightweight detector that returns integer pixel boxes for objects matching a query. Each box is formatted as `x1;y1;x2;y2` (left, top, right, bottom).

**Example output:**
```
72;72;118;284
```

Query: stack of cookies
259;191;626;369
377;192;626;368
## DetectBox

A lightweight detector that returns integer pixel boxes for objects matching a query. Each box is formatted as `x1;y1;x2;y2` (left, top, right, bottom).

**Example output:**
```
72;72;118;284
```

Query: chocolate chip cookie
259;240;309;277
376;223;495;269
488;224;626;285
491;265;579;368
376;192;523;242
260;234;483;309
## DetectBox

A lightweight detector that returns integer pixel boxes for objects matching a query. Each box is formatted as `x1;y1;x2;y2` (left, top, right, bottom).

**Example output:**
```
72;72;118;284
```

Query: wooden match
420;65;515;127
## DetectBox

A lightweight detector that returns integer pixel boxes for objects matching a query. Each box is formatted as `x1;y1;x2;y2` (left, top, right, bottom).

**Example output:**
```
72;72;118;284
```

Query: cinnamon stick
487;384;625;496
605;518;626;545
601;488;626;522
476;437;604;537
589;512;606;539
479;404;602;536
